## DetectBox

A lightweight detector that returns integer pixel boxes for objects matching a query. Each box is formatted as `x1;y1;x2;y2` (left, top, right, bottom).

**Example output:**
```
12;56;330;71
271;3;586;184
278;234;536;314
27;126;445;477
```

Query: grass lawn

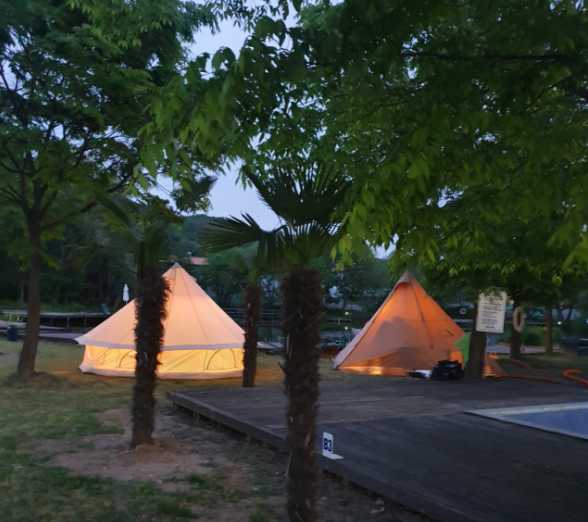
0;340;272;521
0;340;410;522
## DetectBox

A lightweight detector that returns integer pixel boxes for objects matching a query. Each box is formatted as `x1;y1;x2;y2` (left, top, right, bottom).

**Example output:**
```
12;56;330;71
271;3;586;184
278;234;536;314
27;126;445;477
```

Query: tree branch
402;50;570;63
0;159;22;174
40;189;58;219
0;185;26;207
42;200;98;231
42;170;135;231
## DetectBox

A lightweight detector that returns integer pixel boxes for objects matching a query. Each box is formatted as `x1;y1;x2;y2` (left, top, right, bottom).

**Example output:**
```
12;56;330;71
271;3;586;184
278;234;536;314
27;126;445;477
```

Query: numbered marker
321;432;343;460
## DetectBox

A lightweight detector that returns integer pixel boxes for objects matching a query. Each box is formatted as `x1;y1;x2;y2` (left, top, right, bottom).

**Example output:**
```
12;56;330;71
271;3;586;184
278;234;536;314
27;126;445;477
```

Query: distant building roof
190;256;208;266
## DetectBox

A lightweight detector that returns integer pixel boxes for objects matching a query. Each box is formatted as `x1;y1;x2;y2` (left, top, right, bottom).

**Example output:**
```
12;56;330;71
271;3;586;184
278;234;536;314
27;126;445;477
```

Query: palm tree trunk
510;300;523;360
544;305;554;355
243;282;261;387
282;267;321;522
131;244;169;448
17;214;42;380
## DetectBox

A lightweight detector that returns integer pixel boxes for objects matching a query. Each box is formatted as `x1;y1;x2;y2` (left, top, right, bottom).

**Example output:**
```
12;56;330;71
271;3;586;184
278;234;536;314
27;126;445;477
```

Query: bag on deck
431;360;464;381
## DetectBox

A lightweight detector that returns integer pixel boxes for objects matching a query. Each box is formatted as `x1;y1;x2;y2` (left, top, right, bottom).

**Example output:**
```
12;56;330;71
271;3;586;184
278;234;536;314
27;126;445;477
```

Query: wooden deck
170;378;588;522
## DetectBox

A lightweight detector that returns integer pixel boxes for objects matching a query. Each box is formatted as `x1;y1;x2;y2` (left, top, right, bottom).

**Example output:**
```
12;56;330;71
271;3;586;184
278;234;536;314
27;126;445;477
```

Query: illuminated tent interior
76;263;244;379
333;272;464;376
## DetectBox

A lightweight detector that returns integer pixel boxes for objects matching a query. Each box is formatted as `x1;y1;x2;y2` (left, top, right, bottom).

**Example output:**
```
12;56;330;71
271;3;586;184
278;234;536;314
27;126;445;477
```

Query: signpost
476;292;507;333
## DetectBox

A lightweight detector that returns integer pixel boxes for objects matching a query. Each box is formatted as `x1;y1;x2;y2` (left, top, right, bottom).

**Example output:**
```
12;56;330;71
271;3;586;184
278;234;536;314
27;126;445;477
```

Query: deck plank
169;379;588;522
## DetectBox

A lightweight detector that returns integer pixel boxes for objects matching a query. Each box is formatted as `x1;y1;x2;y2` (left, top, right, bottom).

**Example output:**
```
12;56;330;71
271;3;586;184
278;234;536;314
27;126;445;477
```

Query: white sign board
476;292;507;333
321;432;343;460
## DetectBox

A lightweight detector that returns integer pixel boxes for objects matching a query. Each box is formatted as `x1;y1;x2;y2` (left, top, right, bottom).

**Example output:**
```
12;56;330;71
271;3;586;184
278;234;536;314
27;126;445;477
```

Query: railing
1;310;108;329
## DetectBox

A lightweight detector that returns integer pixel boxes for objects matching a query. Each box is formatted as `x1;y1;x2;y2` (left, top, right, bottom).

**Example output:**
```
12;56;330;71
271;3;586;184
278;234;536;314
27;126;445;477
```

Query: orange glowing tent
333;272;464;376
76;263;244;379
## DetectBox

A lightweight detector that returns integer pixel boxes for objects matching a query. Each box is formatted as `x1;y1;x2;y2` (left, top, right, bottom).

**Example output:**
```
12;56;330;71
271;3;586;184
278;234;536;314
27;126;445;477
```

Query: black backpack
431;360;464;381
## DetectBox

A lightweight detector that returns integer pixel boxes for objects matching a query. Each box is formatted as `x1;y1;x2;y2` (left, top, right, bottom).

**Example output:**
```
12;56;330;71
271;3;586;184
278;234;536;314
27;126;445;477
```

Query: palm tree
204;159;349;521
102;186;215;448
130;199;174;447
242;274;262;387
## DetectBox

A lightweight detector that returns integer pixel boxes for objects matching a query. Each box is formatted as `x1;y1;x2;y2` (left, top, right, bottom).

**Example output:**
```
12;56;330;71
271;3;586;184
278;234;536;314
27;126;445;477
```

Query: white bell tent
76;263;244;379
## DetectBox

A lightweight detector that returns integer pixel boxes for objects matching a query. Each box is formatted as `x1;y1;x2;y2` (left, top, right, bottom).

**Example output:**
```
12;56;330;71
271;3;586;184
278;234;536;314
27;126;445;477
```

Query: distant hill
167;214;213;260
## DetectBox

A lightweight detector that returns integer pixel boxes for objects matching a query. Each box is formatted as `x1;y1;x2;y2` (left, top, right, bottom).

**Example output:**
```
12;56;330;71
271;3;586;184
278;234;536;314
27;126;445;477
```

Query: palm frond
202;214;268;252
204;214;303;273
243;159;351;227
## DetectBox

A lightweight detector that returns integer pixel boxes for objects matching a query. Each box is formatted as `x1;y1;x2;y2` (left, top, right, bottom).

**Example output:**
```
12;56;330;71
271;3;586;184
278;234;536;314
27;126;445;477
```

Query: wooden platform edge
168;391;287;449
168;391;477;522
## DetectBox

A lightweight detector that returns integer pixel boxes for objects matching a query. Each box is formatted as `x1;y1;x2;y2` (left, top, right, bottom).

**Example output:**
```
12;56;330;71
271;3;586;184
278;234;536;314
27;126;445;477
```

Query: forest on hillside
0;206;392;322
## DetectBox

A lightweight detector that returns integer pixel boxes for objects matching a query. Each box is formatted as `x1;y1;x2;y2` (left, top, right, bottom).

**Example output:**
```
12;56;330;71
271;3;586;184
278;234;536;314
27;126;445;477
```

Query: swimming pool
469;402;588;440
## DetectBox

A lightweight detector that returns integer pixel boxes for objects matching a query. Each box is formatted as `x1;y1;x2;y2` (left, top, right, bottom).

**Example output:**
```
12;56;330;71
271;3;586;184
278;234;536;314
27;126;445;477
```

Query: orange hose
488;374;561;384
487;357;559;384
562;368;588;388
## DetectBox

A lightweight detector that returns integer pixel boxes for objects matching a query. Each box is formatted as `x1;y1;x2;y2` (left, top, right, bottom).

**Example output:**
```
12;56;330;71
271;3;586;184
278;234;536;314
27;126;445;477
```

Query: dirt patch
33;405;431;521
36;408;232;485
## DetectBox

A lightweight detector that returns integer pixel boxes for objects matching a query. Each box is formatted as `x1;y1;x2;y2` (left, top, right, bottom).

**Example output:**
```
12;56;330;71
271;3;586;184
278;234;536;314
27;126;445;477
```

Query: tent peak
397;271;415;284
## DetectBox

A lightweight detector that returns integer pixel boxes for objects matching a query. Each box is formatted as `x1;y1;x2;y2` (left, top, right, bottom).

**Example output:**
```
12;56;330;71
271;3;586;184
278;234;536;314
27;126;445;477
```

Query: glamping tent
333;272;464;376
77;263;244;379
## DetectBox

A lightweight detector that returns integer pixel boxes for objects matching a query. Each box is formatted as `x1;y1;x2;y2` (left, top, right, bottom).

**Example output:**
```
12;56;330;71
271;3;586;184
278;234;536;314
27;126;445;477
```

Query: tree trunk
18;276;25;306
544;305;554;355
465;329;487;379
17;216;42;380
510;301;523;360
130;244;169;448
243;282;261;387
282;267;322;522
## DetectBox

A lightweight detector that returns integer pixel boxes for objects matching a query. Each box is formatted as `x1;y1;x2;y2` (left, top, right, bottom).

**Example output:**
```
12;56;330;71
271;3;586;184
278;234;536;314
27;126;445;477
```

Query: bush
498;325;560;346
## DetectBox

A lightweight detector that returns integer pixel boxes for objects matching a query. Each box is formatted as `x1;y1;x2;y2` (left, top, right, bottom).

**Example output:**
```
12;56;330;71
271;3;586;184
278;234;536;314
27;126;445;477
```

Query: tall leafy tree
393;175;584;374
0;0;217;379
293;1;588;259
204;156;350;522
151;1;588;316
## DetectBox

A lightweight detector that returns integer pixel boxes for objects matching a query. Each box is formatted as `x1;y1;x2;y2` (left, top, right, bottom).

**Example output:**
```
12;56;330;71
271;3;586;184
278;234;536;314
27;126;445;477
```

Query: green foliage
0;211;217;309
498;325;557;347
195;249;252;306
320;248;392;316
300;1;588;269
159;1;588;283
0;0;220;271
